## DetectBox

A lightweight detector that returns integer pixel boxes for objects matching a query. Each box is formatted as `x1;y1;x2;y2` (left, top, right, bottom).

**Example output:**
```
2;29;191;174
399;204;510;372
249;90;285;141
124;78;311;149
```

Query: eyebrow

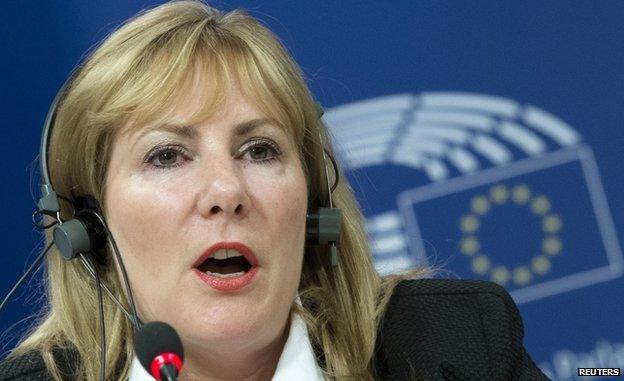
233;117;277;137
137;117;279;142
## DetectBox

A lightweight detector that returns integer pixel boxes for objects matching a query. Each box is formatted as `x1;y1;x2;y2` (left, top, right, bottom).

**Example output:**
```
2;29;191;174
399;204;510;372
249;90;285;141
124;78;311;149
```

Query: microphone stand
159;364;179;381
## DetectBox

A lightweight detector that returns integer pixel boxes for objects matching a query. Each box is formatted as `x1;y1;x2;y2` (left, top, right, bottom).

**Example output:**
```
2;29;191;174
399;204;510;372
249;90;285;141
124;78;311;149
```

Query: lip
193;267;260;292
194;241;259;268
192;241;260;292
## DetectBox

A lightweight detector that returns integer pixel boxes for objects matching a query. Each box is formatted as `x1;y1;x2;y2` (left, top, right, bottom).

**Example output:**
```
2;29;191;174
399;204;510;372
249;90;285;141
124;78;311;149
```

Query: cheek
255;167;307;229
261;169;308;261
105;177;191;261
257;171;307;304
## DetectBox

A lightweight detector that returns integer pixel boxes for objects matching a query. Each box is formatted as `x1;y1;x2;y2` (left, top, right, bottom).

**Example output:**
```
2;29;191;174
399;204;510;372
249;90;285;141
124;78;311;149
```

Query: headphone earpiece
50;196;108;263
305;207;342;267
305;207;341;246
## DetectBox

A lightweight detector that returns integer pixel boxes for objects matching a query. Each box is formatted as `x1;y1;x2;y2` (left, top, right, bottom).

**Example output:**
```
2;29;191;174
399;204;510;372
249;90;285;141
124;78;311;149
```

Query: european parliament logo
324;92;623;304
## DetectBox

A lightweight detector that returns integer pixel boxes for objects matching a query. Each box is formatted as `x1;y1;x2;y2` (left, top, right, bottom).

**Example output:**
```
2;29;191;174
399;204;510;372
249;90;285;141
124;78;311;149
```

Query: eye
145;145;189;169
241;138;282;165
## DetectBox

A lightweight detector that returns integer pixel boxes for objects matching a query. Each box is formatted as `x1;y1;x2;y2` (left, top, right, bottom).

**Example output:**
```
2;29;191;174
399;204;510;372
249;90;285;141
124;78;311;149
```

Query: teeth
213;249;227;260
227;249;243;258
205;271;245;278
211;249;244;260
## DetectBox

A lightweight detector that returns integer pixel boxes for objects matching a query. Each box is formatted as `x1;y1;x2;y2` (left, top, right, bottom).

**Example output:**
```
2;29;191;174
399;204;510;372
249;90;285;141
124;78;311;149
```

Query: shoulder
382;279;525;341
0;350;50;381
375;278;549;380
388;278;519;314
381;278;523;346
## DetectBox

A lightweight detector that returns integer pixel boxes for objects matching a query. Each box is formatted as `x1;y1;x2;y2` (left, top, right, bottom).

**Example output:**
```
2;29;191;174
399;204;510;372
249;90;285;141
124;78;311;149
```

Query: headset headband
37;75;76;217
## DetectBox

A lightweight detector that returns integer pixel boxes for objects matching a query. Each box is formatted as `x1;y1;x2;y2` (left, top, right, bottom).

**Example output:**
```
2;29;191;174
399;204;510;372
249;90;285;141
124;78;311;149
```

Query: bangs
111;23;303;151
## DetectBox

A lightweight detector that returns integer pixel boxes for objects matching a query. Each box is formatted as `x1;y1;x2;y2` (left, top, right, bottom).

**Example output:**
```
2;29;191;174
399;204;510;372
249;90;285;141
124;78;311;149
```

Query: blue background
2;2;623;380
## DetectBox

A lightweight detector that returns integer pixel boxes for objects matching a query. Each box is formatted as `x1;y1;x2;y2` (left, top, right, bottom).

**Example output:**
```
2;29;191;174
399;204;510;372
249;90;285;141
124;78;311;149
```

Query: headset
36;82;342;270
2;64;343;379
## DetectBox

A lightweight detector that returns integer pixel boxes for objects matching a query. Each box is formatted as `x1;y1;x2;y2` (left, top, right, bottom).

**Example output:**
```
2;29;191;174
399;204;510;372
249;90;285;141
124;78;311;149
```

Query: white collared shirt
129;308;327;380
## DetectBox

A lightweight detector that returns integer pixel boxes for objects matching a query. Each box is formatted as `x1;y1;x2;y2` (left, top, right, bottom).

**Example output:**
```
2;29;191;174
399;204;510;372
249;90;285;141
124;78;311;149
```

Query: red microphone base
150;352;183;380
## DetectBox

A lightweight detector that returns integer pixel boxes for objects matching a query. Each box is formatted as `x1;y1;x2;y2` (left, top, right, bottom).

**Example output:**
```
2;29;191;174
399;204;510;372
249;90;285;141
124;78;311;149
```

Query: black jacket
0;279;549;380
372;279;548;380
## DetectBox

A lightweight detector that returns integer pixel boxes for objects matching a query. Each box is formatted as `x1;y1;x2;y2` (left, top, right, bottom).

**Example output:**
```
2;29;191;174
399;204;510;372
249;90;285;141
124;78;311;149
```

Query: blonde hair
12;1;426;379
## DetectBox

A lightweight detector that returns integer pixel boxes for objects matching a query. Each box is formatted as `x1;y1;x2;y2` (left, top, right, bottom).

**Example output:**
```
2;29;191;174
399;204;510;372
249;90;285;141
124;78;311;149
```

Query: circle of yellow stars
459;183;563;287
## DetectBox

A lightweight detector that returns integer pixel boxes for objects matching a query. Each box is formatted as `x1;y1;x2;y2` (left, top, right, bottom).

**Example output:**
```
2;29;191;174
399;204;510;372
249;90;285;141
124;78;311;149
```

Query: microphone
135;321;184;381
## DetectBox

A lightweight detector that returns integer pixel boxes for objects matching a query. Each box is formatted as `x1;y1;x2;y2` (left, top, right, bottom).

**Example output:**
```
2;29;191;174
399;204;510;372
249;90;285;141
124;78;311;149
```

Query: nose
195;157;250;220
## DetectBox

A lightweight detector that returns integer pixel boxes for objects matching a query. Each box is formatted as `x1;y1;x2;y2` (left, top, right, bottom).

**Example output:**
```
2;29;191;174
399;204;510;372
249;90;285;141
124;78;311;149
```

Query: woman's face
104;80;308;357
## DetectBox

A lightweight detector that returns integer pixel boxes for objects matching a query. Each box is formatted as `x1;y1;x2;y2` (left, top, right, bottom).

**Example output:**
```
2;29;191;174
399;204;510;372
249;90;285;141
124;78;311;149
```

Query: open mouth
196;253;253;278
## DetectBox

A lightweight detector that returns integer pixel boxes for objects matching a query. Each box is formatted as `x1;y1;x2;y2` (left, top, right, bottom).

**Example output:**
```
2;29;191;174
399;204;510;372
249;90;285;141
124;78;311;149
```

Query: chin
184;318;272;349
207;304;266;330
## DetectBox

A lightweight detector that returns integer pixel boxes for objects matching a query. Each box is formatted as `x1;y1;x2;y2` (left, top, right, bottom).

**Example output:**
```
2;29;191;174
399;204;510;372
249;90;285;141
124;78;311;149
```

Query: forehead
117;71;292;144
130;118;286;149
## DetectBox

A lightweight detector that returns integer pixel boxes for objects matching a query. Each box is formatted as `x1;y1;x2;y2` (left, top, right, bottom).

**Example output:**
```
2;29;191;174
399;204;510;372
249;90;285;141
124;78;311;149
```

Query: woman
0;1;548;380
